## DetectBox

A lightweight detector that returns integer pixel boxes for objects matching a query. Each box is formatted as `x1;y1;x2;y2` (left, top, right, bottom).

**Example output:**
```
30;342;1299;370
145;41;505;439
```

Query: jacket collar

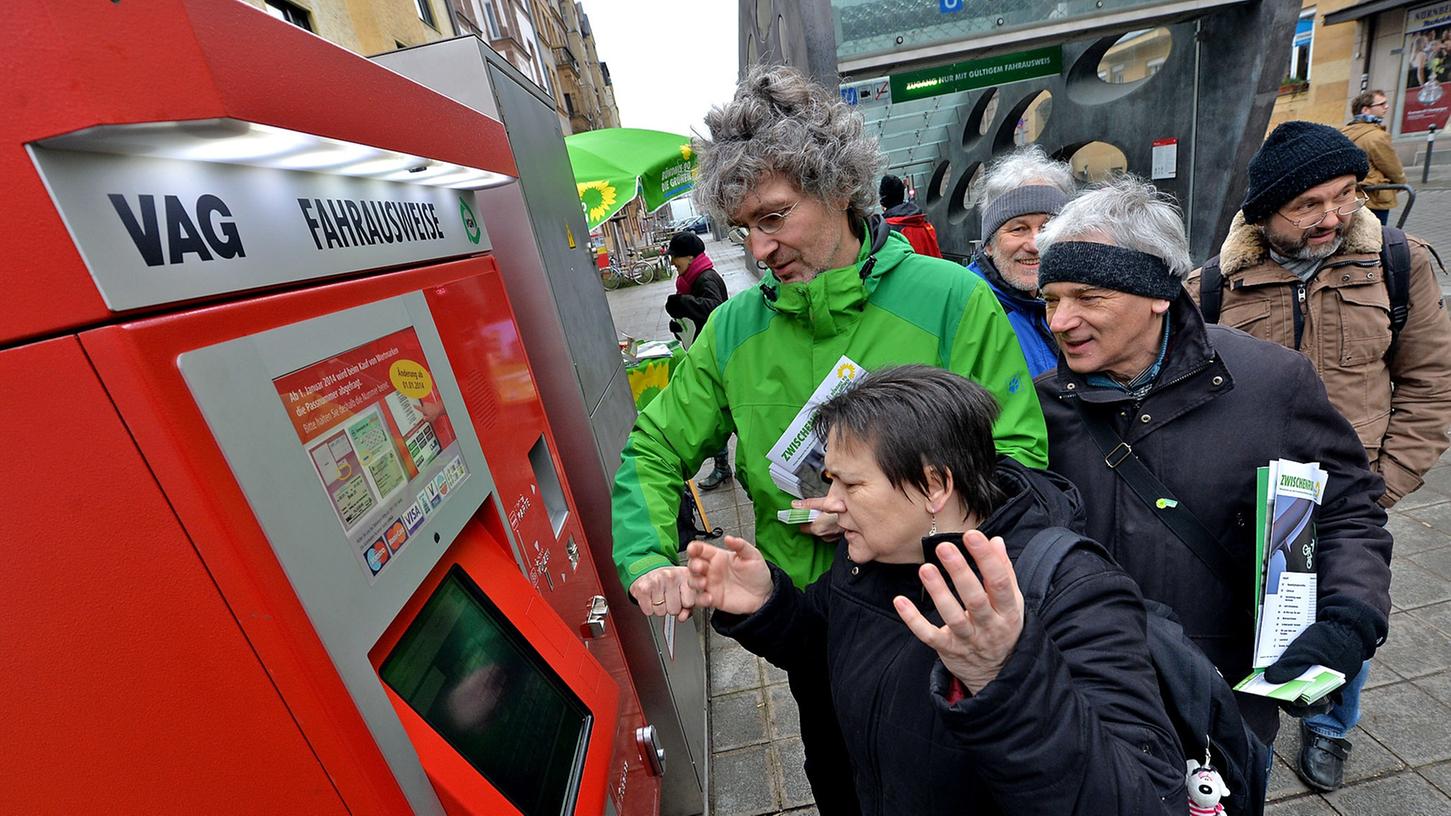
757;216;899;338
1218;208;1383;278
971;251;1043;310
1050;291;1229;406
883;200;923;219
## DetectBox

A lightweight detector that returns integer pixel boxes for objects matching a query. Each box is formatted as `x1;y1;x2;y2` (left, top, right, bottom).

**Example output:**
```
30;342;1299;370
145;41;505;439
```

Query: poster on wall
1402;1;1451;134
273;328;470;582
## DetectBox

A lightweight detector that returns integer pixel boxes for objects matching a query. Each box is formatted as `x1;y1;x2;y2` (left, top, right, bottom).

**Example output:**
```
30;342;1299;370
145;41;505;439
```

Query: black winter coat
713;458;1185;816
665;265;728;334
1036;293;1393;742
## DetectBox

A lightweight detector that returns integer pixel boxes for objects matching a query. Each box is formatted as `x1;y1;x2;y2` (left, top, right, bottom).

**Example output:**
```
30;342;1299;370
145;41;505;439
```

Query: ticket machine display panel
380;566;592;816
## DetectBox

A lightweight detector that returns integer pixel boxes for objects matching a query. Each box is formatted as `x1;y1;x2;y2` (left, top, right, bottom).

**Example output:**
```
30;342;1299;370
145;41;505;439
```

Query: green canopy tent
565;128;697;229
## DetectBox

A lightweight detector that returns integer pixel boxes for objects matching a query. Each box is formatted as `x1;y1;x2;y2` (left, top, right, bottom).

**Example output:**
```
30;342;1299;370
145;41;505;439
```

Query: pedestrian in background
664;231;732;490
879;173;942;257
1340;91;1408;225
965;145;1076;377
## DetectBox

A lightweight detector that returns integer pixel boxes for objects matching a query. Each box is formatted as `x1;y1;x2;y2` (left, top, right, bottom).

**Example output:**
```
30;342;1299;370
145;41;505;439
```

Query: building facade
258;0;642;254
246;0;456;54
1268;0;1448;175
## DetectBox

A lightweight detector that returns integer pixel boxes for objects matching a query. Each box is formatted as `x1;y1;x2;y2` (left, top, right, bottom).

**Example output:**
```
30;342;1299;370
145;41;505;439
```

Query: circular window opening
927;161;952;205
1011;90;1052;146
1066;141;1129;183
962;89;999;148
756;0;773;37
1095;27;1172;84
948;162;985;225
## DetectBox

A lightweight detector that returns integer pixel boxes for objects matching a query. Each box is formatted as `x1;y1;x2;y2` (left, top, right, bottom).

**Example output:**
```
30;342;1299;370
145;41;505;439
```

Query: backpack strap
1015;527;1092;609
1380;225;1412;355
1199;255;1224;324
1074;405;1239;592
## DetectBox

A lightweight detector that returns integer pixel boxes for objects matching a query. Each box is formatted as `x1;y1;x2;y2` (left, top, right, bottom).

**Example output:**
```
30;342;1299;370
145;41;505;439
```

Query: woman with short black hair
688;365;1185;815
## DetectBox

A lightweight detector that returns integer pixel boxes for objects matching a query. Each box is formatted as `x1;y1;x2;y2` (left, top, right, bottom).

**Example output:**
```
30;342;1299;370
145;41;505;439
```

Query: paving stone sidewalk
605;240;1451;816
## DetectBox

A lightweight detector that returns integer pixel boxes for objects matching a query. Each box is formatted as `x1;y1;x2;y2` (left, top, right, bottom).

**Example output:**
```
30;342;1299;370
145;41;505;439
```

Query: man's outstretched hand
629;566;696;622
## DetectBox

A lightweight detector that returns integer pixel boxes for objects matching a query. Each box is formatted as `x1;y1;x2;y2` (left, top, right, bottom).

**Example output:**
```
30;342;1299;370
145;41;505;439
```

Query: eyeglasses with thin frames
728;200;799;242
1276;192;1368;230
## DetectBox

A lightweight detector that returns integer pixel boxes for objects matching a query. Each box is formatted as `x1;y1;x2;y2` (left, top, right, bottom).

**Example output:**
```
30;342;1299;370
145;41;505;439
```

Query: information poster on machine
273;328;470;582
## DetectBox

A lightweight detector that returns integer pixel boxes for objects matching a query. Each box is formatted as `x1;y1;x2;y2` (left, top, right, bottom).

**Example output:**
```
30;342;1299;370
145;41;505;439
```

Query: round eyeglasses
1276;193;1368;230
728;200;800;242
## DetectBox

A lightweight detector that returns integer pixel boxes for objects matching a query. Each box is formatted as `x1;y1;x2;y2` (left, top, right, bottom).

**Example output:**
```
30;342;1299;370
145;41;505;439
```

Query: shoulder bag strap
1075;405;1238;591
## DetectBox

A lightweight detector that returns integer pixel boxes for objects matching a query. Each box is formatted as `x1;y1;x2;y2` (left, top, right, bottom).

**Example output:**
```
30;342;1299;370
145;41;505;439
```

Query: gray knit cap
980;184;1070;242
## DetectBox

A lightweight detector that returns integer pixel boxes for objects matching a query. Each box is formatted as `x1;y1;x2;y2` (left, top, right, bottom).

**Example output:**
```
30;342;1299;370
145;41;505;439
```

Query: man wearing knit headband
966;146;1075;377
1034;176;1392;786
1188;120;1451;791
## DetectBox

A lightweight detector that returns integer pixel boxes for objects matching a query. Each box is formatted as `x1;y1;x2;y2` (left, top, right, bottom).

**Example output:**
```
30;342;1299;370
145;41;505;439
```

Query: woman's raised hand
894;530;1024;694
686;535;774;616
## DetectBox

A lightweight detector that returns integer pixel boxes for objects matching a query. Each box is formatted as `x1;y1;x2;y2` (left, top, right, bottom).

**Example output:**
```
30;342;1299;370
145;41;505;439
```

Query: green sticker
459;196;481;245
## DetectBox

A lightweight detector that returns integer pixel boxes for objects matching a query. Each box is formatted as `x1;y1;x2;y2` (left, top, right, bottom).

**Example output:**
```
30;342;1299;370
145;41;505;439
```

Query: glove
1263;600;1381;683
665;293;683;316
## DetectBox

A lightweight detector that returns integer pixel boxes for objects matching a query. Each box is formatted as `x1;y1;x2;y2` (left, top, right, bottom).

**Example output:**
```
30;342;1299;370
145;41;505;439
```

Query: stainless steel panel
179;294;513;816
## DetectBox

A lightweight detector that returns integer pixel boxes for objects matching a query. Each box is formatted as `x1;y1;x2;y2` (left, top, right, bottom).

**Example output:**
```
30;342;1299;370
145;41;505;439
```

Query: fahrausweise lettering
297;197;446;251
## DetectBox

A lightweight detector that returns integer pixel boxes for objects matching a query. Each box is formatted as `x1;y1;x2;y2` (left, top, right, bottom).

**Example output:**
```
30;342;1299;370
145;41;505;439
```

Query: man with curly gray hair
610;64;1048;815
965;145;1076;377
1034;176;1392;784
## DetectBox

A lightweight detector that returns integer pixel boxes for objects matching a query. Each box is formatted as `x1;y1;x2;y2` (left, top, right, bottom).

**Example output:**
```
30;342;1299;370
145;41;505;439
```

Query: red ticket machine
2;2;659;814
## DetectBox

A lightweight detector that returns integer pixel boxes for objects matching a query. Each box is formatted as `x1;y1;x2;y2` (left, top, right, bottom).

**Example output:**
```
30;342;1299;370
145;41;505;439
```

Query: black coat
713;459;1185;816
1036;293;1393;742
665;265;727;333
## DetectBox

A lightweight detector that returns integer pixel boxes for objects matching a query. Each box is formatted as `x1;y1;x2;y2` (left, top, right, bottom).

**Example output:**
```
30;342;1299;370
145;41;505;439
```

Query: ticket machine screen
380;566;591;815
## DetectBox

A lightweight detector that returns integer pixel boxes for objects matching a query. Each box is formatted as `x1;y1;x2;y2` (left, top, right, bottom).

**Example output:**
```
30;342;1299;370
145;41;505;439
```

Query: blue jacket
967;256;1056;378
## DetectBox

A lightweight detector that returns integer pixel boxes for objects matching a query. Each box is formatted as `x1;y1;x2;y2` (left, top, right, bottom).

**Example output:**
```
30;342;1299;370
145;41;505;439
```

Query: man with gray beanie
966;145;1076;376
1189;120;1451;791
1034;176;1393;793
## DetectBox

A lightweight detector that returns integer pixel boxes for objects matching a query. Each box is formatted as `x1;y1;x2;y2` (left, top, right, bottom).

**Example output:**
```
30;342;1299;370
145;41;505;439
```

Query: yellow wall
1267;1;1359;132
243;0;454;55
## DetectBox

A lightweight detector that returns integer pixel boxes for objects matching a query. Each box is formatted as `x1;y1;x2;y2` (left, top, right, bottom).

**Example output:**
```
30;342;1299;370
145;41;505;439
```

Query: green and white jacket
611;226;1048;590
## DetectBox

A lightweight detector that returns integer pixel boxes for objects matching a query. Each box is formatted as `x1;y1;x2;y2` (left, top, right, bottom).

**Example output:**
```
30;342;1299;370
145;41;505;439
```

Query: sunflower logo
578;179;619;223
837;362;857;380
679;144;693;161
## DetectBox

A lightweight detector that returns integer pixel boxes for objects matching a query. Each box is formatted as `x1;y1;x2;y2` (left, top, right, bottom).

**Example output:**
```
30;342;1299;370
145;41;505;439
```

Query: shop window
1288;10;1314;84
264;0;312;32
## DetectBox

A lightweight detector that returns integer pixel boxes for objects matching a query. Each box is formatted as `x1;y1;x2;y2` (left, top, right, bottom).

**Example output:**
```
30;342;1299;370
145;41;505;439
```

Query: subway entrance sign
888;45;1062;104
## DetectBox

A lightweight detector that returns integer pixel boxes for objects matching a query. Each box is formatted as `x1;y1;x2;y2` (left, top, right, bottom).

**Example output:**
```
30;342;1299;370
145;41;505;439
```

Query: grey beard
1262;226;1344;262
987;247;1040;295
1293;234;1344;261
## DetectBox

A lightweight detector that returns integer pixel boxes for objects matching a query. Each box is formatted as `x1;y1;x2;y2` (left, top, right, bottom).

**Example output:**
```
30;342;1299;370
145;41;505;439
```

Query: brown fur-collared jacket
1187;209;1451;506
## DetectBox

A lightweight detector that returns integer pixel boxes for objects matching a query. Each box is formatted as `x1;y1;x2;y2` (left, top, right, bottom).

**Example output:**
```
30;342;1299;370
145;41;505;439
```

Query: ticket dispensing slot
527;435;569;536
